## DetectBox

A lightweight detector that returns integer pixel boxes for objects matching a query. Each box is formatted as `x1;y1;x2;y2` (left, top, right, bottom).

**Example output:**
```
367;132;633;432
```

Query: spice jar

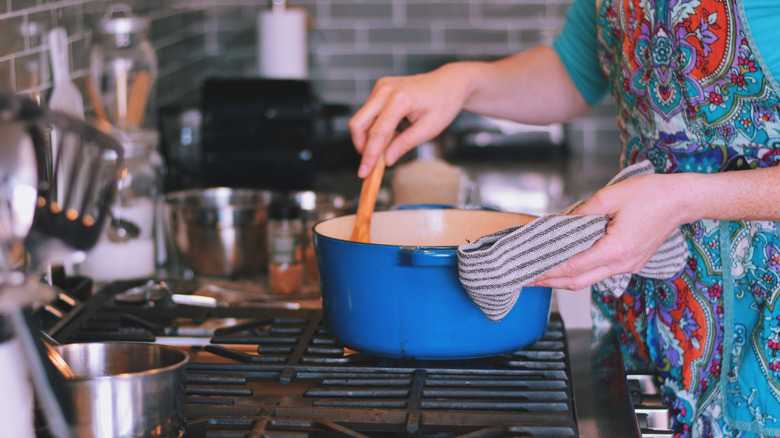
294;191;350;287
79;129;163;281
89;4;157;130
268;196;303;295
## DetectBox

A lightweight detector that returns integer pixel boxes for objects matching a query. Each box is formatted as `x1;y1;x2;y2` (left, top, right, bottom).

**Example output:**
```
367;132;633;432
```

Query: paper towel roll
258;8;308;79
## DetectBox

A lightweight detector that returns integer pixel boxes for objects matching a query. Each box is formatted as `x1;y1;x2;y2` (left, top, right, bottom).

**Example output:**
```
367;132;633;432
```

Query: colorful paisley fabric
592;0;780;436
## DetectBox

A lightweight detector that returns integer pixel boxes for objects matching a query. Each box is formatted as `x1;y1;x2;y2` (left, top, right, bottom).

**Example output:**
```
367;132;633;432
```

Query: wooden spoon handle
350;153;386;243
349;118;410;243
85;76;111;130
126;71;152;129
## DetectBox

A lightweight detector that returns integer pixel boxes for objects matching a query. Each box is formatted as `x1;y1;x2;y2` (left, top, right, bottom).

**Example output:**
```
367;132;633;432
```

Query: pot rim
165;188;356;212
53;341;190;382
312;208;536;247
165;187;272;208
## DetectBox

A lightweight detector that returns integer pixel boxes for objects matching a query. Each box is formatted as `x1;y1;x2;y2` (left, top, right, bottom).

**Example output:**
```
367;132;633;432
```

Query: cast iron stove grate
42;281;579;438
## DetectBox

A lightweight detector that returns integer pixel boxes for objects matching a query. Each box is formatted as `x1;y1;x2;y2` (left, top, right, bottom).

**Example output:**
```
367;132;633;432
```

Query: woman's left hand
529;173;689;291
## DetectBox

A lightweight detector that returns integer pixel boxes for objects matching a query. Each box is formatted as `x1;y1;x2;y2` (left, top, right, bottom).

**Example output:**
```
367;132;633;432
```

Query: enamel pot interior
313;208;553;359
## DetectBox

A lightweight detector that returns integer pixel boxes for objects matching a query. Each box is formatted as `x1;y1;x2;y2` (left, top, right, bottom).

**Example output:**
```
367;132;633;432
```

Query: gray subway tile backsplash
11;0;38;13
312;28;357;45
367;27;432;45
329;3;394;20
481;3;548;19
442;27;511;45
0;15;27;58
0;61;12;90
0;0;620;156
406;3;470;21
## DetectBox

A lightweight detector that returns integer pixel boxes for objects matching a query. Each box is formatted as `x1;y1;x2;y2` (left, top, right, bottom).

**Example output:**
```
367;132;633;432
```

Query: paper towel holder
271;0;287;12
258;0;309;80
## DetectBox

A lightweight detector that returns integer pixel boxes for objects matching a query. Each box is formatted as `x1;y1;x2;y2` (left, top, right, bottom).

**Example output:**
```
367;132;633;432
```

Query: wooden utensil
85;75;111;131
349;118;411;243
125;71;152;129
349;154;386;243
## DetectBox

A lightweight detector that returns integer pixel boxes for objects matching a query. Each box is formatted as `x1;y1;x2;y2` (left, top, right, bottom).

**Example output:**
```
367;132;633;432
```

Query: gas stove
34;277;653;437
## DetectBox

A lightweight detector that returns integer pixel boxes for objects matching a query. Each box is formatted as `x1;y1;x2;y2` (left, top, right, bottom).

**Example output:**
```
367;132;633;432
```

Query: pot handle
399;247;458;266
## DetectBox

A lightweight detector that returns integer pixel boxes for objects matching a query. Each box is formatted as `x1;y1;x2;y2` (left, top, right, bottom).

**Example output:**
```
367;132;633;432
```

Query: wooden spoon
349;118;411;243
350;153;386;243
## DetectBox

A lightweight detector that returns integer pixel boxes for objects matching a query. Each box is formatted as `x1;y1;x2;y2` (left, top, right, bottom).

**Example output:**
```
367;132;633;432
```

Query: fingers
348;83;393;155
349;76;449;178
348;70;465;178
530;259;613;291
383;118;435;164
529;234;643;291
349;79;404;161
351;114;436;178
349;84;412;178
355;114;406;178
529;174;682;290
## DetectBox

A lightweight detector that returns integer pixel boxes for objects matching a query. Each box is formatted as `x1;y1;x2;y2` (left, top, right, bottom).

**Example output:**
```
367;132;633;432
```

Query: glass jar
268;197;303;295
89;4;158;130
80;129;163;281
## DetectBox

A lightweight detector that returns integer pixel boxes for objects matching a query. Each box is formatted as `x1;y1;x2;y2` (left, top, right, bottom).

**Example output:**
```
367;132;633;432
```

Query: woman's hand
530;173;691;290
530;165;780;290
348;64;474;178
348;46;591;178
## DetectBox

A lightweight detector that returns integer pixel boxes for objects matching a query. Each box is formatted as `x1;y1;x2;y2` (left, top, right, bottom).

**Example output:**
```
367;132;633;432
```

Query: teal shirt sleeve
552;0;609;106
742;0;780;91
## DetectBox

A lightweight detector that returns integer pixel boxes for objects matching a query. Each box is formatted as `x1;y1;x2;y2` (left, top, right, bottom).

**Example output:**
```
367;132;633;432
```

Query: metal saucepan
53;342;189;438
312;208;553;359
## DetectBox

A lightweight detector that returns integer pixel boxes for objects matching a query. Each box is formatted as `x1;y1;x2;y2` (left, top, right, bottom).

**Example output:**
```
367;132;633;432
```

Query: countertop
451;153;622;216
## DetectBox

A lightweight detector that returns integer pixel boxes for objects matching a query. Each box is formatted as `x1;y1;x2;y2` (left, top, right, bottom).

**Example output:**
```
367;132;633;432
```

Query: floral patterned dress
591;0;780;436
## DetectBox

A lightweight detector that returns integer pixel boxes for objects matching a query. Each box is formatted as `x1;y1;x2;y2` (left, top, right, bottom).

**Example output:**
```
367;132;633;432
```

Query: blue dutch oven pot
312;208;552;359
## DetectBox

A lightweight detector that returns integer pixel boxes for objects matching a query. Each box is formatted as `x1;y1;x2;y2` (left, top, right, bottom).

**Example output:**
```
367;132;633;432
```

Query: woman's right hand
348;46;591;178
348;63;475;178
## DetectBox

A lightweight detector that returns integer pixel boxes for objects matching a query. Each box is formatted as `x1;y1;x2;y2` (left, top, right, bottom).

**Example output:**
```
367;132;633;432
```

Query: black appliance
442;111;568;161
200;78;351;192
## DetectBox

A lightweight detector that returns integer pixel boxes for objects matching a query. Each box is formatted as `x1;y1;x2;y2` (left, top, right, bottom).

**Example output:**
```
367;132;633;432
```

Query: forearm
678;166;780;224
459;46;591;125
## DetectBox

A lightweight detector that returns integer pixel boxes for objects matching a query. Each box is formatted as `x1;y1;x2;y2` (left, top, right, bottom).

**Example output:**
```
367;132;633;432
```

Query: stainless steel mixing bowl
165;187;273;278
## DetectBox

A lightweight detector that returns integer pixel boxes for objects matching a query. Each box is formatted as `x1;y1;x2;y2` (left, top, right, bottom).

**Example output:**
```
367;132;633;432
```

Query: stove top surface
35;277;644;437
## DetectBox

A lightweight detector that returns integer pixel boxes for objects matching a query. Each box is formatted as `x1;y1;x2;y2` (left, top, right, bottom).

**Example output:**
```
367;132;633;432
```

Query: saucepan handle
399;247;458;266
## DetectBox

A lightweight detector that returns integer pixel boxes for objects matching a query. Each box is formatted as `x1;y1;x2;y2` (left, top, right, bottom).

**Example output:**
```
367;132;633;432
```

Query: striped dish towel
457;160;688;321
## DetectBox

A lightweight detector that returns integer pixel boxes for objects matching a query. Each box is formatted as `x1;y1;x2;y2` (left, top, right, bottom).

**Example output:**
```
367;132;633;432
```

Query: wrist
452;61;496;111
669;172;709;225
